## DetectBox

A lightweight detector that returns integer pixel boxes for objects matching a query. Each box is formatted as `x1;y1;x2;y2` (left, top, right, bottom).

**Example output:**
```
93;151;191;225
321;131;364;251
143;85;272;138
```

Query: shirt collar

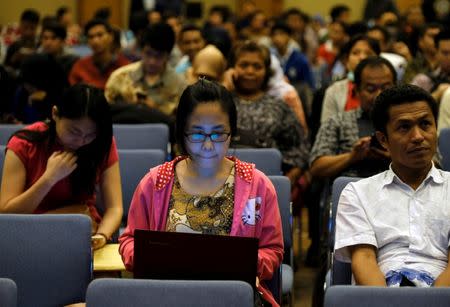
382;162;444;187
155;156;254;191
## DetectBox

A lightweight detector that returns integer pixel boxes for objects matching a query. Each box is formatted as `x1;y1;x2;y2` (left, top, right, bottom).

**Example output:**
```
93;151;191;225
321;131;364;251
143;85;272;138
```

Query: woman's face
346;40;376;72
53;108;97;151
234;51;266;94
184;102;231;169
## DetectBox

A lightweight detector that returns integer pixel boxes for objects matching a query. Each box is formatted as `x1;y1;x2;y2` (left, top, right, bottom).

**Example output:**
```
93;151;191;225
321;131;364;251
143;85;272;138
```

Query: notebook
133;229;259;287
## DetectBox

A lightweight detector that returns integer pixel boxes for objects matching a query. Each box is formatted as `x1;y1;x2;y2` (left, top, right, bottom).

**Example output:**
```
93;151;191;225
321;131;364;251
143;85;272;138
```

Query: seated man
335;84;450;287
105;23;187;117
310;56;395;179
68;19;130;89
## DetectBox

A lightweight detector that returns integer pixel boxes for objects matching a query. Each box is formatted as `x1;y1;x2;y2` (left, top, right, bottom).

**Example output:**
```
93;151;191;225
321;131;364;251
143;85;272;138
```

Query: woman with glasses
119;79;283;307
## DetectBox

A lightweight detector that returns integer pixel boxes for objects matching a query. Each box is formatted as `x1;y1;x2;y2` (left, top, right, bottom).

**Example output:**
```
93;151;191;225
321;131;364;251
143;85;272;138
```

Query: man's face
40;30;64;55
87;25;112;55
179;30;205;62
377;101;437;175
437;39;450;73
418;27;440;55
356;65;395;114
20;21;38;41
271;30;290;53
142;45;168;76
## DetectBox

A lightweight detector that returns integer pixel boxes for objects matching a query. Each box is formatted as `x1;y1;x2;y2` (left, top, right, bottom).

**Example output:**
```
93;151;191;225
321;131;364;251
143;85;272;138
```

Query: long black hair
14;84;113;196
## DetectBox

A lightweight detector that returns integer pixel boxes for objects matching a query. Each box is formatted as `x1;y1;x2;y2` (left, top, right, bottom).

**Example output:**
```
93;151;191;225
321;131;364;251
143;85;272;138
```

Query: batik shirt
232;93;310;171
166;167;235;235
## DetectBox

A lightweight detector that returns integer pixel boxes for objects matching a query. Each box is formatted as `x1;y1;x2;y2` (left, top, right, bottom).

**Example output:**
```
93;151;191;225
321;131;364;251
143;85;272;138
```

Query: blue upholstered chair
86;278;254;307
325;285;450;307
439;128;450;171
117;149;166;225
227;148;282;175
0;124;25;145
0;214;92;307
113;123;170;154
0;278;17;307
326;177;362;286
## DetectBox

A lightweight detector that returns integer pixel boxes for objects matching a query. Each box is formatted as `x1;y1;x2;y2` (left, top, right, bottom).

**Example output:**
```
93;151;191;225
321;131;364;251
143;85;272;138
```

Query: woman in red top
0;84;123;250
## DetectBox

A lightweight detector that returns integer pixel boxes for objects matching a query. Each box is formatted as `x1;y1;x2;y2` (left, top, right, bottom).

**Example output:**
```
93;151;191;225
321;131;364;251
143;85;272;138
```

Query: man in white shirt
335;84;450;287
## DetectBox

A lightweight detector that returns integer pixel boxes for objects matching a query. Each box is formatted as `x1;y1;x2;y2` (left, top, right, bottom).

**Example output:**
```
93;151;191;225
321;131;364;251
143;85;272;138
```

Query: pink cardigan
119;156;284;306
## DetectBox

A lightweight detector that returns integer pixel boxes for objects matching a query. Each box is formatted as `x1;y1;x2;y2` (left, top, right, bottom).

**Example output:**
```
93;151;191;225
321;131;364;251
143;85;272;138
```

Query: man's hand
350;137;371;163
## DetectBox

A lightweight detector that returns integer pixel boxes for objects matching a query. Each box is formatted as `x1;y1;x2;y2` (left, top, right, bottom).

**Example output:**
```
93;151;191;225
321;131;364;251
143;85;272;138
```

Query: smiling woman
0;84;123;250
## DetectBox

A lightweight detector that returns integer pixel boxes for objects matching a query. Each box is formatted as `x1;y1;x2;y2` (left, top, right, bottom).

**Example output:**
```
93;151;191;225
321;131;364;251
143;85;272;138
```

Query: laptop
133;230;259;287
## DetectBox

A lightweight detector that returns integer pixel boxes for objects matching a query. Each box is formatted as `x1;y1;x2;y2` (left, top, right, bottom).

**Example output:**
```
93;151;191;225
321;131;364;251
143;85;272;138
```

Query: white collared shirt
335;164;450;280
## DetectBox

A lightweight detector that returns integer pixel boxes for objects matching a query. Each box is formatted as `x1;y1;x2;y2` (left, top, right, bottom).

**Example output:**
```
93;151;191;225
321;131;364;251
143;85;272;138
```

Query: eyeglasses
184;132;231;143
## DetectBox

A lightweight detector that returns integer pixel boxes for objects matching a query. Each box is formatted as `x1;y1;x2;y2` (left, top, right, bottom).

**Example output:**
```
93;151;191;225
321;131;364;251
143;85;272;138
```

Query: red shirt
68;54;130;89
344;81;360;111
7;122;118;221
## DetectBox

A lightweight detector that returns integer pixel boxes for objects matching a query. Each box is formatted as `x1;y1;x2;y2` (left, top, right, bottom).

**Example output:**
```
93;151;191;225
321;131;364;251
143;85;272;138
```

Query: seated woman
119;80;283;306
229;40;310;184
0;84;123;250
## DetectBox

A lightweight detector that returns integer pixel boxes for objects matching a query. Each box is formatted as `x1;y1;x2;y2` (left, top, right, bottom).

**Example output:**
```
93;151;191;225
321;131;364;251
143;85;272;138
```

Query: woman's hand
91;233;107;250
43;151;77;184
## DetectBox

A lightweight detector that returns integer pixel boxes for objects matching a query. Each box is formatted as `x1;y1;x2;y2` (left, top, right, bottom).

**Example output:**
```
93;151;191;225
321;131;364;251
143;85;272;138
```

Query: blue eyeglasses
184;132;231;143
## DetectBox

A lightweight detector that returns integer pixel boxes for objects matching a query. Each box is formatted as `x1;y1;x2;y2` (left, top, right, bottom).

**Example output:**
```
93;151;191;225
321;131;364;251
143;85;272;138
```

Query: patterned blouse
232;93;310;171
166;167;235;235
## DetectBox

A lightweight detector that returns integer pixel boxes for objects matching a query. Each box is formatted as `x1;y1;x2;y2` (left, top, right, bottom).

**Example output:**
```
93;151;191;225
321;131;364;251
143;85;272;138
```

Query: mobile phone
370;134;383;150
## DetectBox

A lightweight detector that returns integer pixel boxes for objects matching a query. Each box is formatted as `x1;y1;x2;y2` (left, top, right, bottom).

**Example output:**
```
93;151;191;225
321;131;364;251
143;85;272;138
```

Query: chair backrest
227;148;282;175
0;124;25;145
0;214;92;307
113;123;169;153
268;175;292;301
329;176;361;286
0;278;17;307
325;286;450;307
86;278;254;307
118;149;166;222
268;175;292;258
439;128;450;171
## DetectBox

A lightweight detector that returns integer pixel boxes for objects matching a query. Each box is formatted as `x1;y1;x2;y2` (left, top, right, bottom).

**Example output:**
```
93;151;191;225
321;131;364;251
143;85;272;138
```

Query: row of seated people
0;81;286;306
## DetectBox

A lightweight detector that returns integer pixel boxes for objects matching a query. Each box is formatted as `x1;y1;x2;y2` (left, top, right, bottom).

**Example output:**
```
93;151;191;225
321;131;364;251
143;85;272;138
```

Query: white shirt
335;164;450;280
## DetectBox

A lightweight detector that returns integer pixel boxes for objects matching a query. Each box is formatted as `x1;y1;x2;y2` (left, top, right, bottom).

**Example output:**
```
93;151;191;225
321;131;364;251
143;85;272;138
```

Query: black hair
354;56;397;88
93;7;111;21
42;21;67;40
282;8;309;23
84;19;112;36
418;22;443;39
367;25;391;43
203;27;232;60
270;22;292;36
14;84;113;196
140;22;175;53
330;5;350;22
176;80;237;155
372;84;438;135
56;6;69;21
20;9;40;24
208;5;231;23
338;34;381;62
179;24;203;40
230;40;272;90
434;29;450;49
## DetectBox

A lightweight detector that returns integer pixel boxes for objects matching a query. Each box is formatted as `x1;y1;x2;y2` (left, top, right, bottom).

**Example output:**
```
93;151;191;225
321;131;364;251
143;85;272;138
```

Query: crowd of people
0;1;450;306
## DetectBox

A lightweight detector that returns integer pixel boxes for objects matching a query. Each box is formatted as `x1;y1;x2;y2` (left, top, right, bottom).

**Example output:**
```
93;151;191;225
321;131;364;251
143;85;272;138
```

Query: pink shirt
119;156;284;306
7;122;118;221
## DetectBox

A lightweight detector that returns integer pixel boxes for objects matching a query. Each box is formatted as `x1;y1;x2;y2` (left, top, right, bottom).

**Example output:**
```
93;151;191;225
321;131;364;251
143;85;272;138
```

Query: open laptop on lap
133;230;259;287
